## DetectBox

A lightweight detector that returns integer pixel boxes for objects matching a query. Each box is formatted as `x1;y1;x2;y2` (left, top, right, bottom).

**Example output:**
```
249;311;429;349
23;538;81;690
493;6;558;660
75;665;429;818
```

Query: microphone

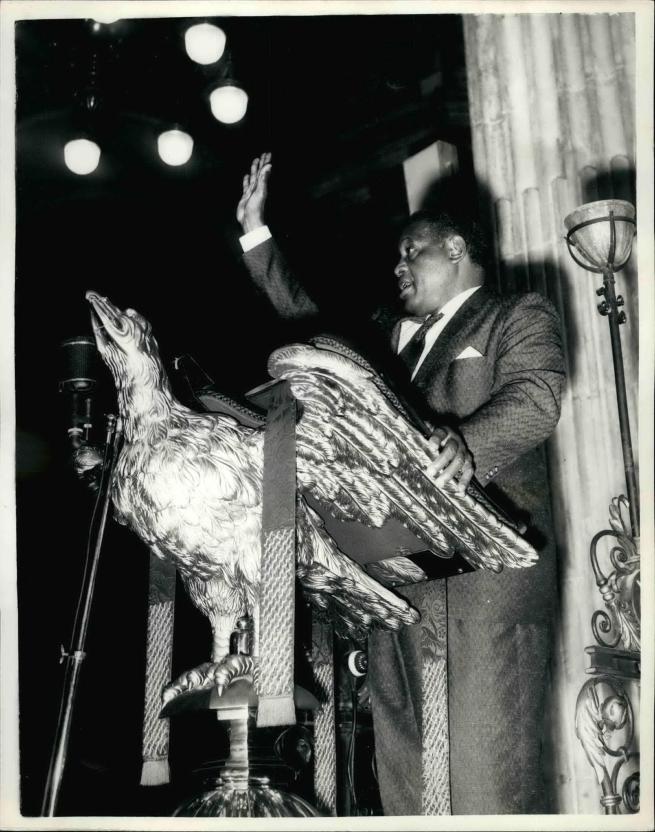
59;336;106;487
59;336;99;449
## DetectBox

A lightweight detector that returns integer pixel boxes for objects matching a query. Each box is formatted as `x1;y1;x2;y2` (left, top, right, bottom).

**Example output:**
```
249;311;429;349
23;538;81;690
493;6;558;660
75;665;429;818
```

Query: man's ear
445;234;467;263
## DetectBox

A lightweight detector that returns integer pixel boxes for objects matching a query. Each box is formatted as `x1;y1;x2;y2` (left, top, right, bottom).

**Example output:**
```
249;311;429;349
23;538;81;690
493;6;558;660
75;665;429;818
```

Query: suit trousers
368;573;554;816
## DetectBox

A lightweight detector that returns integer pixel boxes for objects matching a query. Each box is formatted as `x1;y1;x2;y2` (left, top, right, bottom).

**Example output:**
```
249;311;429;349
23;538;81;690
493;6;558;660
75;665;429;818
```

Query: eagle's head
86;291;165;396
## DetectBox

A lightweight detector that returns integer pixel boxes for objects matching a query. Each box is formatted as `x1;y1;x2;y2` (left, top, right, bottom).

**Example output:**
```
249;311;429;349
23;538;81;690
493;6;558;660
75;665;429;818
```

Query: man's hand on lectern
425;426;475;495
237;152;272;234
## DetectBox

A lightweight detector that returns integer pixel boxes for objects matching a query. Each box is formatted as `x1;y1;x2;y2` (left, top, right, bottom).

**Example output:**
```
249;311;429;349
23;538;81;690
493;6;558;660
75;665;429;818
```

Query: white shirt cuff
239;225;272;252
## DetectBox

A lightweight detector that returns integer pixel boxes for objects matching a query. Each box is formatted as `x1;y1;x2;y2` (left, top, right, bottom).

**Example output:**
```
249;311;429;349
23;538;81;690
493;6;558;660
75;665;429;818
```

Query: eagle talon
162;656;257;703
211;654;257;692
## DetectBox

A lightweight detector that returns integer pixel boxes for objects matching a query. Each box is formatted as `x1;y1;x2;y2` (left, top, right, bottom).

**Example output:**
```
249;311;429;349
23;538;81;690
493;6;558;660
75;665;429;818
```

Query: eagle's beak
86;291;126;347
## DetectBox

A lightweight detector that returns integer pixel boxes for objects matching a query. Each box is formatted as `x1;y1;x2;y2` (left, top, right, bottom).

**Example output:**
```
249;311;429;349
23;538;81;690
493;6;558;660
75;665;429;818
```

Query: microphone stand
41;414;121;816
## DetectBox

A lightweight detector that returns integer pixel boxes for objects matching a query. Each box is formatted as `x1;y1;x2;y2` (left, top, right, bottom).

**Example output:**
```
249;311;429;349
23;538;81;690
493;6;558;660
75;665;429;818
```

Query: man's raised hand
237;152;272;234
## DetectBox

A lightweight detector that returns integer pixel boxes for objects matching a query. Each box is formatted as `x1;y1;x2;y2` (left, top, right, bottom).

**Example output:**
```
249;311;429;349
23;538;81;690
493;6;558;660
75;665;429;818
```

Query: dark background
14;13;474;816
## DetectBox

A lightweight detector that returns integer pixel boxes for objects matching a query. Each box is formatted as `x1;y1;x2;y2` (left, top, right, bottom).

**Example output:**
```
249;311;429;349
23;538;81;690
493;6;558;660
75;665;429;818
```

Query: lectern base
174;770;320;817
168;679;321;817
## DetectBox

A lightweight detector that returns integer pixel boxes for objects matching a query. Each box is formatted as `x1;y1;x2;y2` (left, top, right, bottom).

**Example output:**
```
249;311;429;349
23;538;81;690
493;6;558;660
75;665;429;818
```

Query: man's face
395;221;455;316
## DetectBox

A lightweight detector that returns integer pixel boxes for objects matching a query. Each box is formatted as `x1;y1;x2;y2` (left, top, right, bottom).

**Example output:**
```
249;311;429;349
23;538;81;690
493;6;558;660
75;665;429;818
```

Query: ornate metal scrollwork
576;496;640;814
622;772;640;813
575;675;639;814
589;496;640;652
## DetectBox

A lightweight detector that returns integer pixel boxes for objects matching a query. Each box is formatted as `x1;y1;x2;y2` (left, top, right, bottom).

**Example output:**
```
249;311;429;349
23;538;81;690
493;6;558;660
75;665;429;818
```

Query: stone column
463;12;638;814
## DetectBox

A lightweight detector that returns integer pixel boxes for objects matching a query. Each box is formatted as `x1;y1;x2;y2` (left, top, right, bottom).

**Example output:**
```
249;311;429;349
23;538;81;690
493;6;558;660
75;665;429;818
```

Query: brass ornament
86;291;537;706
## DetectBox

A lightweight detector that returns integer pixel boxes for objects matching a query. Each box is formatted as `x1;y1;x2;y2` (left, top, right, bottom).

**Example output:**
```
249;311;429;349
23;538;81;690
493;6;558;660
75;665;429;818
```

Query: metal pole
41;415;119;816
601;270;640;538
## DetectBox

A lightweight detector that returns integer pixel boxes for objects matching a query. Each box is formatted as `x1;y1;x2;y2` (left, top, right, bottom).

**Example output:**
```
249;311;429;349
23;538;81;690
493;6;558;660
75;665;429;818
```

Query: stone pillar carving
463;13;638;814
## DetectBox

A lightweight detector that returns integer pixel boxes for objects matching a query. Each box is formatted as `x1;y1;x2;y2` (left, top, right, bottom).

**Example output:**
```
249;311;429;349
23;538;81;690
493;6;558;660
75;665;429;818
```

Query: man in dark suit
236;153;565;815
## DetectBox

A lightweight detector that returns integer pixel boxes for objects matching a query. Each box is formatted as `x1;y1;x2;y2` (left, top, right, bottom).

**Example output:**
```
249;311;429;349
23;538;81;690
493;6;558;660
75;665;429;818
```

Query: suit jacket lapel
390;320;402;353
413;286;494;387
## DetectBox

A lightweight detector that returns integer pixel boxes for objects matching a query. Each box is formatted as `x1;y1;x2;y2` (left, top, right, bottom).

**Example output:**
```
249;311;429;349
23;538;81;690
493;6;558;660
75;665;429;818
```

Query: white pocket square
455;346;484;359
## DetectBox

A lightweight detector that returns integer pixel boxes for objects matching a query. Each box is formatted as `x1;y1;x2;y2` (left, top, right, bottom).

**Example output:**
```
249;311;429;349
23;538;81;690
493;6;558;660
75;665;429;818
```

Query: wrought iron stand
565;201;640;814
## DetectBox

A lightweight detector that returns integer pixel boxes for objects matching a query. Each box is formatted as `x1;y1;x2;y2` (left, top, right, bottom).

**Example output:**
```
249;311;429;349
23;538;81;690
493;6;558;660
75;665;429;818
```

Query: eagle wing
267;342;537;573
